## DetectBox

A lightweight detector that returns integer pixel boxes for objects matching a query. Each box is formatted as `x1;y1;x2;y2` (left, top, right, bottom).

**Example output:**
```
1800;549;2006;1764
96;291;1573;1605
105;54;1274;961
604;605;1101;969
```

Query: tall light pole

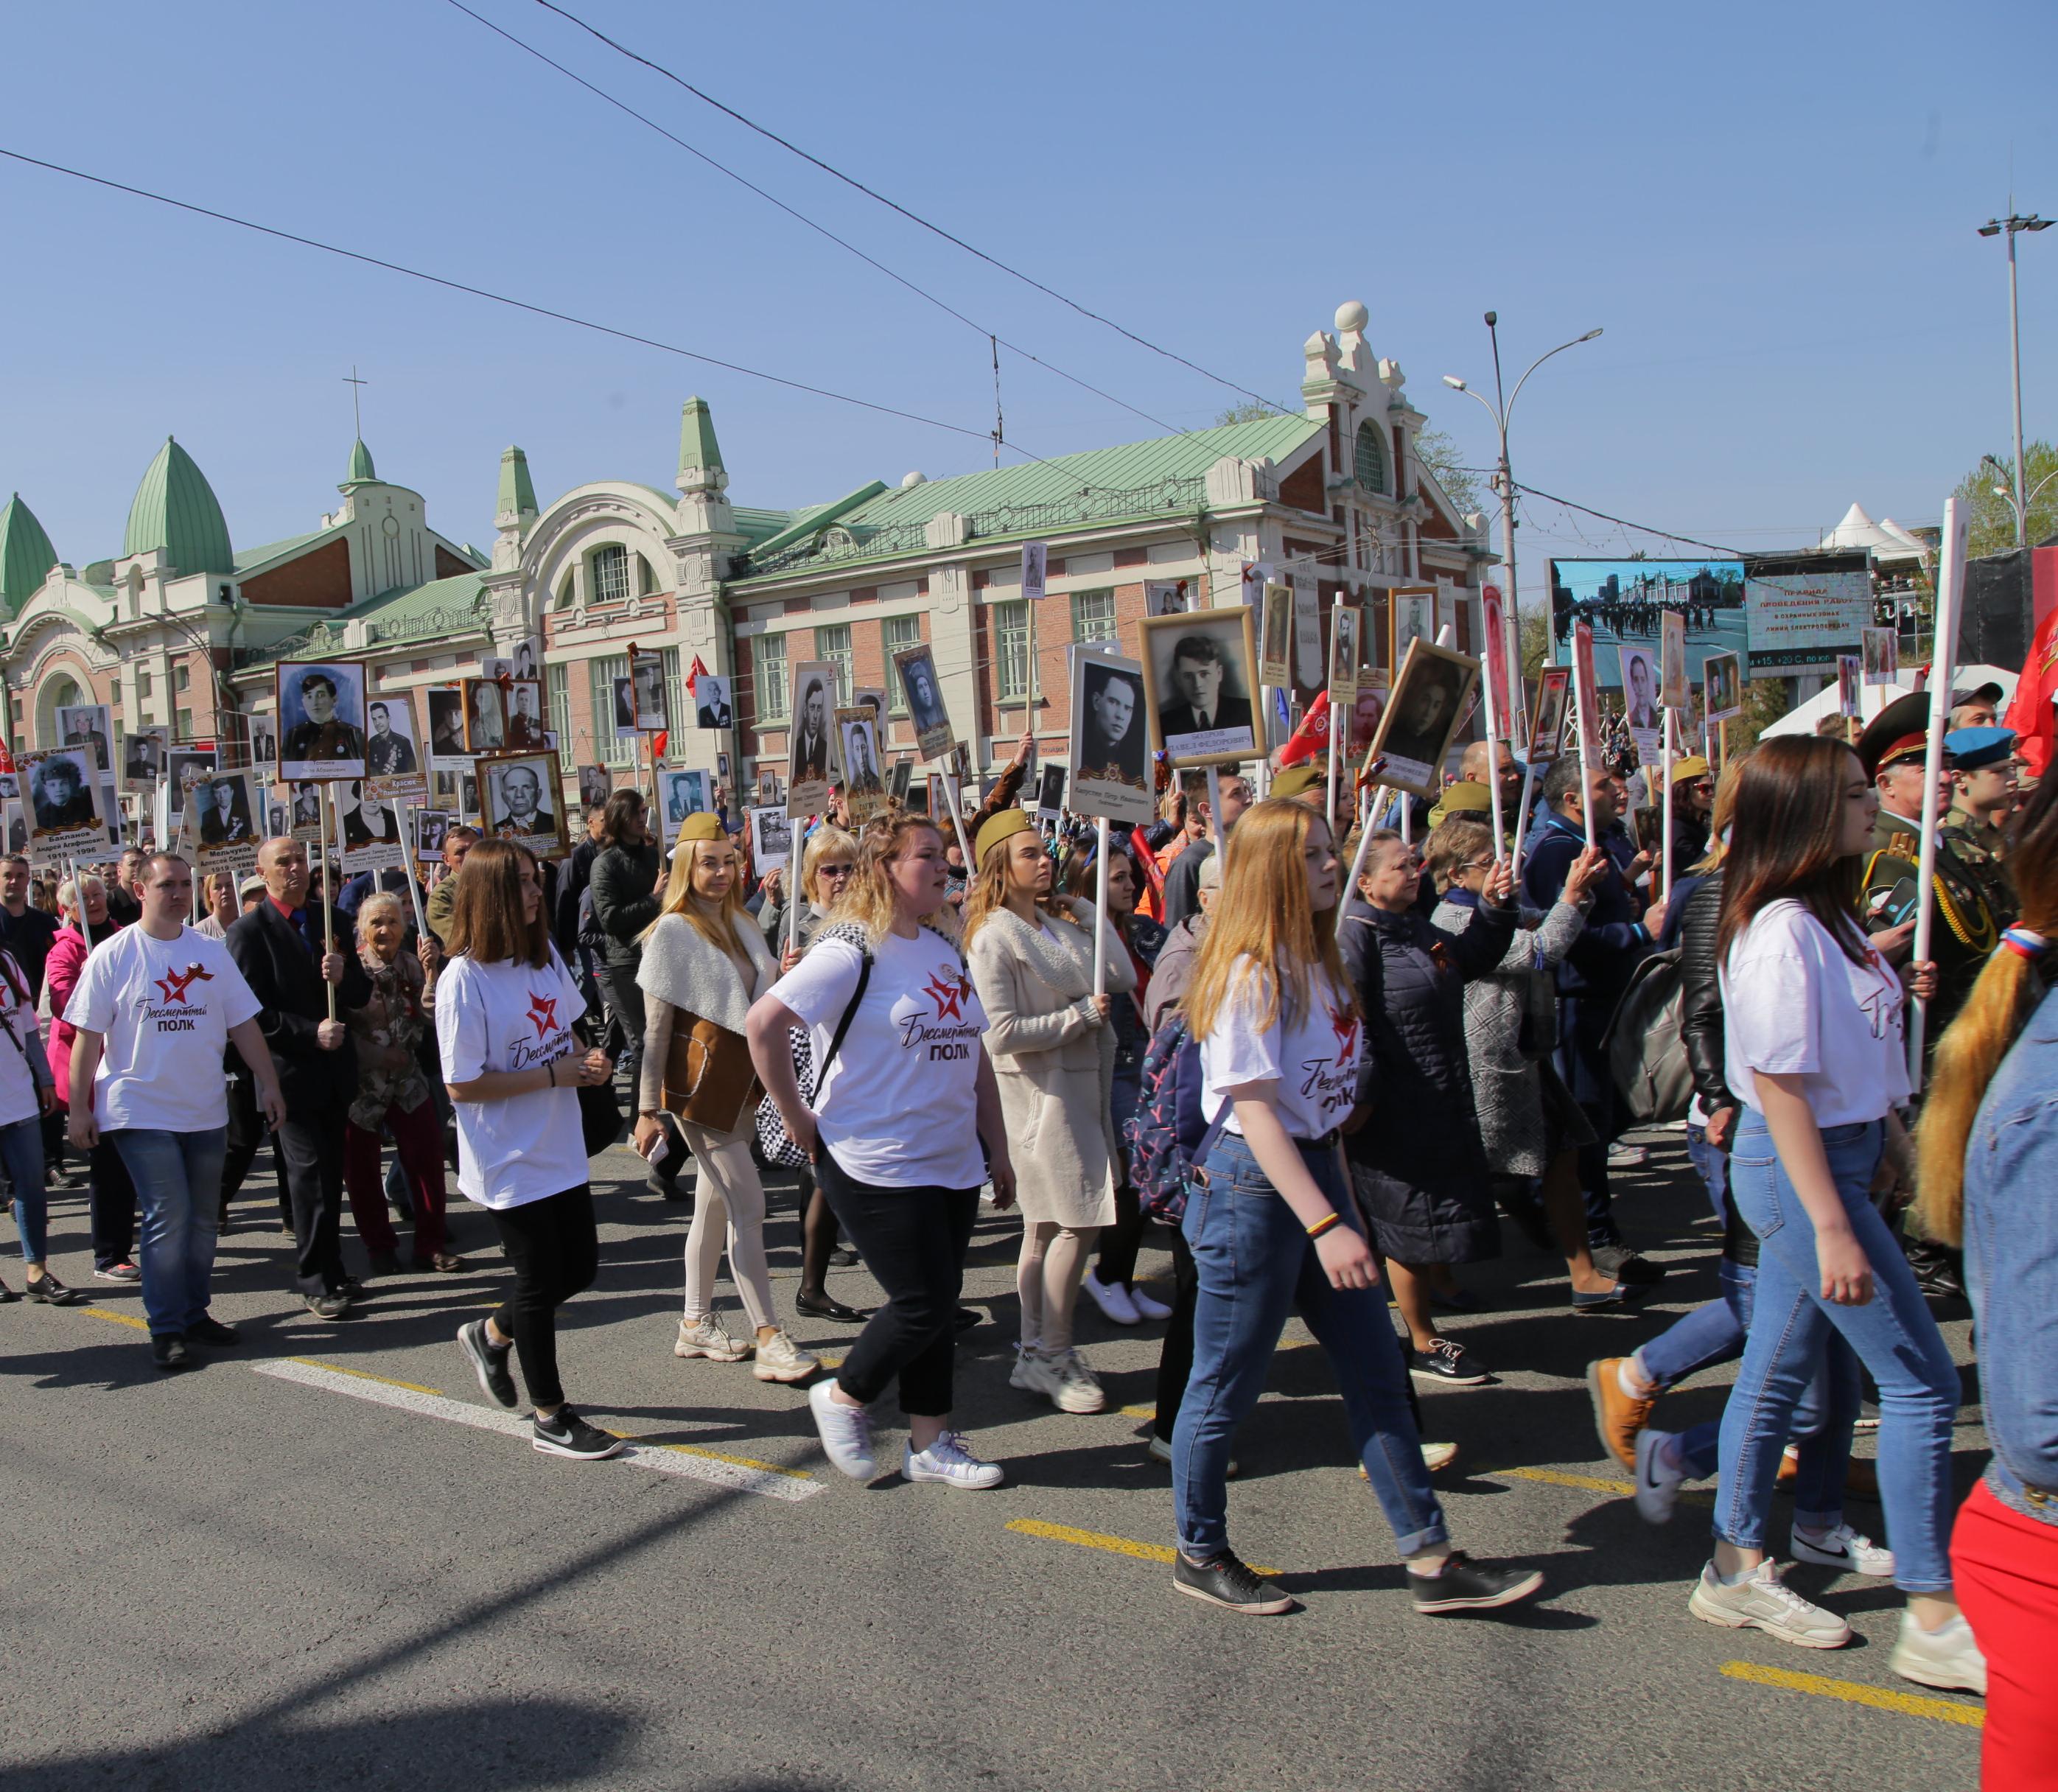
1977;211;2051;550
1982;452;2058;543
1443;315;1603;734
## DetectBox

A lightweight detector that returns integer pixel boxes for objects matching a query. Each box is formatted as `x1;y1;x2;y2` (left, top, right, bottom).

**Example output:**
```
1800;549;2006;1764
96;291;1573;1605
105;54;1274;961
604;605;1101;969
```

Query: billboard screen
1741;551;1873;676
1550;559;1747;687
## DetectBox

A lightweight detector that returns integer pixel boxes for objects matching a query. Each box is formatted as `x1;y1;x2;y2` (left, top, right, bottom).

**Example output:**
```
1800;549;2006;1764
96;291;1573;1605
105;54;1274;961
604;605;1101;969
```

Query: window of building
752;633;788;723
1354;421;1389;496
883;615;922;712
547;662;572;757
137;670;153;699
587;654;636;766
995;599;1029;701
636;553;658;596
175;663;192;691
1071;587;1118;645
590;544;630;605
556;570;575;609
816;623;854;703
175;707;193;741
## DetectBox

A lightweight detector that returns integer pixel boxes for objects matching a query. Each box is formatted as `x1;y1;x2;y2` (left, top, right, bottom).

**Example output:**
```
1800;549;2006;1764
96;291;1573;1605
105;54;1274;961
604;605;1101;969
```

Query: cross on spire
343;365;369;438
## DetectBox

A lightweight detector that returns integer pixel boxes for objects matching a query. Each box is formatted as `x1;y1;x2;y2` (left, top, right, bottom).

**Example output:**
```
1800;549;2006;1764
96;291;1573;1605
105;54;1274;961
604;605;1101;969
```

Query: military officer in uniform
1940;725;2018;923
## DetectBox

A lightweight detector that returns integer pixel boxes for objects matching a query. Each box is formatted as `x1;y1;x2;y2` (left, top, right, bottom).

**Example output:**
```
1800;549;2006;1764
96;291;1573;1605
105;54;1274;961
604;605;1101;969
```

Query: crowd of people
3;690;2051;1785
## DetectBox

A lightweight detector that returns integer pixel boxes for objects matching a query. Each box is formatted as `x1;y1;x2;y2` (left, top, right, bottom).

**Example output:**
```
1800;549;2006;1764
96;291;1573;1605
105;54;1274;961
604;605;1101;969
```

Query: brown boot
1586;1358;1656;1471
1775;1446;1880;1502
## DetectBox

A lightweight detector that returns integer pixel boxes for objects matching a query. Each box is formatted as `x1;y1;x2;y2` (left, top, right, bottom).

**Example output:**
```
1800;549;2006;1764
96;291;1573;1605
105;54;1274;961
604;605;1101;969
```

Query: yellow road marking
288;1356;444;1396
1497;1466;1634;1496
1720;1661;1984;1729
1120;1404;1154;1419
1007;1518;1278;1576
80;1304;149;1332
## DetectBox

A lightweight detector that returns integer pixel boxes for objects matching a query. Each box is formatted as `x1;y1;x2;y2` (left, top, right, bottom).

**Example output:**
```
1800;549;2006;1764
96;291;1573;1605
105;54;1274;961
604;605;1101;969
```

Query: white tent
1819;503;1928;564
1759;664;2020;741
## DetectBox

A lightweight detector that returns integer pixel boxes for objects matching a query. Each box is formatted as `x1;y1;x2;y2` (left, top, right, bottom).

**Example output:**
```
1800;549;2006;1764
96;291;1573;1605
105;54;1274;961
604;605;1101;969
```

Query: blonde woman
635;814;818;1384
963;808;1133;1415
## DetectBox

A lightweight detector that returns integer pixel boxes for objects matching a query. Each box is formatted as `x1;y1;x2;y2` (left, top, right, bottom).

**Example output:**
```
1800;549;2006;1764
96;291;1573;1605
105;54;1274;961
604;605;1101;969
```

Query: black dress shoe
794;1291;872;1323
186;1315;241;1346
24;1270;84;1306
953;1307;980;1333
152;1334;191;1371
830;1247;860;1269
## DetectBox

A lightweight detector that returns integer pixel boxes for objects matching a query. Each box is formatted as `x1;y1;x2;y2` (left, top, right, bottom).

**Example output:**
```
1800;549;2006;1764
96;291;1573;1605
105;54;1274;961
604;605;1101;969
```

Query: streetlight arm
1505;330;1603;427
1443;380;1505;433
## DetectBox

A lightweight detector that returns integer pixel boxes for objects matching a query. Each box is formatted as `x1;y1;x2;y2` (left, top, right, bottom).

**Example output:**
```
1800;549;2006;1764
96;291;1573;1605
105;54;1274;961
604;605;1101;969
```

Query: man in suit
505;683;547;749
283;671;366;766
1156;634;1253;743
696;676;732;729
124;732;163;784
365;701;417;777
1078;667;1146;787
199;778;255;846
62;713;111;771
227;836;369;1316
494;763;556;841
791;676;831;785
842;724;883;798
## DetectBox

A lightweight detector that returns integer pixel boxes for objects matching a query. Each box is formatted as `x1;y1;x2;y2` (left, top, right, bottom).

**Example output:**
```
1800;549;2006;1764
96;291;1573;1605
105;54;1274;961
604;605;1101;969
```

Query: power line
1513;482;1746;558
529;0;1297;417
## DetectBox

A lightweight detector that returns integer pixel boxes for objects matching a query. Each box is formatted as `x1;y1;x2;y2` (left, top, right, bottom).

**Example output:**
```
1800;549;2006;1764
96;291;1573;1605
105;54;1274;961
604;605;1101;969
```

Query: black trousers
276;1104;349;1294
88;1135;138;1270
816;1153;976;1418
220;1074;264;1216
600;964;646;1091
488;1184;598;1410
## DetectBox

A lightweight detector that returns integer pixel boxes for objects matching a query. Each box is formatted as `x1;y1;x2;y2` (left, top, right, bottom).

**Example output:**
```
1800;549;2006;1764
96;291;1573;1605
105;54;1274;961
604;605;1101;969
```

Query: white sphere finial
900;469;925;489
1335;300;1369;334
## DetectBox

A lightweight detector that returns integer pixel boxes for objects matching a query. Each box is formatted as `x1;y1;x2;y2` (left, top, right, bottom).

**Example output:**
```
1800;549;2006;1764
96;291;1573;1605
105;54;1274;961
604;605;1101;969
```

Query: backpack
753;922;877;1171
1121;1010;1228;1225
1602;947;1692;1126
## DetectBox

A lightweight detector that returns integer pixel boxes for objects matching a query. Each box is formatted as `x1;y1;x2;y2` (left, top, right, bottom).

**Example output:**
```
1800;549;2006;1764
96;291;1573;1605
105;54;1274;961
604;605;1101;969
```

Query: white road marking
253;1359;825;1502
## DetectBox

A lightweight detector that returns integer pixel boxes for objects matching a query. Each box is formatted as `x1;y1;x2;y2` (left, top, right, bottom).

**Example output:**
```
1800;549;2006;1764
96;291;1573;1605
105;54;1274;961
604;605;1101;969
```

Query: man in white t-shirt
67;853;287;1371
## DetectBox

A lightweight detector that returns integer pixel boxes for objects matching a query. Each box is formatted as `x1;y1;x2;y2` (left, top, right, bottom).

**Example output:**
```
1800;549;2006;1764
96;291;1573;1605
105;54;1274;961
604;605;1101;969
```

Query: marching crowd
2;690;2053;1787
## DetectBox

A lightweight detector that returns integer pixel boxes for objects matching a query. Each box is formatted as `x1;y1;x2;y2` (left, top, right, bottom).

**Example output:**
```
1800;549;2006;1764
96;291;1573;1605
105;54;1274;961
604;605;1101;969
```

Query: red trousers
343;1096;448;1261
1953;1477;2058;1790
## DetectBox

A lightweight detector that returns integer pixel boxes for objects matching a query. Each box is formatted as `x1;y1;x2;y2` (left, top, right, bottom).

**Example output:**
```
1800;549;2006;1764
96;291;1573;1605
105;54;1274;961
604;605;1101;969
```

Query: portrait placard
1701;649;1743;723
1861;626;1899;687
1138;607;1261;769
631;651;668;732
480;752;569;860
892;642;953;763
164;749;217;818
1364;639;1480;800
1527;668;1572;764
335;779;409;873
693;673;733;729
287;781;326;842
785;660;837;817
423;685;470;775
1837;654;1863;718
577;765;612;808
56;704;113;773
836;707;887;825
887;758;914;805
122;724;169;794
1068;648;1152;827
1035;764;1066;816
501;679;547;750
416;810;452;864
749;806;792;871
21;750;109;861
1617;643;1661;733
1021;541;1048;603
1145;578;1194;618
659;767;711;835
1572;621;1603;766
1660;609;1691;710
275;660;369;782
186;769;262;881
362;689;427;802
1388;587;1437;678
1328;605;1362;707
1259;582;1293;689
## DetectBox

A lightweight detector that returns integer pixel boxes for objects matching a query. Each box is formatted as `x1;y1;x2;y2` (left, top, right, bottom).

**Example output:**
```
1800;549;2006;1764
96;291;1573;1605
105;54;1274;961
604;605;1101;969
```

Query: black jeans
816;1153;976;1418
1152;1225;1200;1443
88;1135;138;1270
600;963;646;1091
276;1105;349;1295
488;1184;598;1410
1554;995;1619;1245
1097;1183;1144;1287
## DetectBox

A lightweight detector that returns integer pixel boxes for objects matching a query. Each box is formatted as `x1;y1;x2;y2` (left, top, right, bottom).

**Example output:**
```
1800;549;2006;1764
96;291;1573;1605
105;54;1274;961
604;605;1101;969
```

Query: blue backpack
1121;1011;1228;1225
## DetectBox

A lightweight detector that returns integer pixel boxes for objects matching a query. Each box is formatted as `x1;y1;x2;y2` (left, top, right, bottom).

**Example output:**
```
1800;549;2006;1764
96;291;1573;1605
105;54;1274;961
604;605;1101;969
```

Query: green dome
123;436;234;575
0;492;57;613
343;438;377;486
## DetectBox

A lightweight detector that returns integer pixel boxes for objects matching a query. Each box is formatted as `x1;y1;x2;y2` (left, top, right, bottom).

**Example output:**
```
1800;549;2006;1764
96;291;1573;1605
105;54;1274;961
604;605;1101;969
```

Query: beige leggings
1018;1221;1098;1354
678;1121;778;1332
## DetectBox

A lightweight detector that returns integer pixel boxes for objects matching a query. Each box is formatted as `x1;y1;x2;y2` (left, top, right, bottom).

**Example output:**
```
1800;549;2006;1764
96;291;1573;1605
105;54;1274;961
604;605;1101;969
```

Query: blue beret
1943;727;2017;772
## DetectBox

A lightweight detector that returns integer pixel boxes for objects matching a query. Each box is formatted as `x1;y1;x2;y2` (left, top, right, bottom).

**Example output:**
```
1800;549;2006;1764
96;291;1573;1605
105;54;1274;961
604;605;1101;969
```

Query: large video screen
1550;559;1746;687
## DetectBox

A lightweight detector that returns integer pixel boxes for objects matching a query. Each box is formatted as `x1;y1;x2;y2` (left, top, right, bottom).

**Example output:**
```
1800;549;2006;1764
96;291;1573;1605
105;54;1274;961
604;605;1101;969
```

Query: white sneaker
903;1430;1005;1490
675;1315;749;1362
1128;1284;1173;1321
1420;1440;1459;1473
807;1378;876;1481
1080;1270;1141;1326
1039;1346;1106;1414
1608;1141;1648;1168
751;1328;821;1385
1634;1429;1687;1526
1688;1560;1851;1648
1889;1611;1986;1694
1009;1343;1047;1390
1791;1522;1895;1578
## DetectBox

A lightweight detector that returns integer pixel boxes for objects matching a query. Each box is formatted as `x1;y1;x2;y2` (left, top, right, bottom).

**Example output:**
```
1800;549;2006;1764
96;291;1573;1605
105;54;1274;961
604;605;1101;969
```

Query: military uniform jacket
1940;805;2015;925
1862;808;1998;1049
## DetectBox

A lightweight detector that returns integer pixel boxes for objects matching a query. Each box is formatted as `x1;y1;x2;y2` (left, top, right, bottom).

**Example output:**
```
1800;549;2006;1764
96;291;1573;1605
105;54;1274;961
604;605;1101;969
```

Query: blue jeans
113;1127;228;1337
1173;1132;1446;1561
1;1115;48;1264
1718;1114;1960;1591
1685;1121;1726;1223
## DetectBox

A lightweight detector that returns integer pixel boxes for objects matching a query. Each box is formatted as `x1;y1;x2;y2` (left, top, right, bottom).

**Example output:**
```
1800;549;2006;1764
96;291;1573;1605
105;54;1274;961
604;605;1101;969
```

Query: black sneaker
304;1291;352;1320
1589;1242;1665;1287
532;1405;626;1461
458;1319;519;1409
1409;1337;1488;1385
151;1333;191;1372
1172;1549;1295;1614
185;1315;240;1346
1410;1551;1545;1614
94;1260;141;1284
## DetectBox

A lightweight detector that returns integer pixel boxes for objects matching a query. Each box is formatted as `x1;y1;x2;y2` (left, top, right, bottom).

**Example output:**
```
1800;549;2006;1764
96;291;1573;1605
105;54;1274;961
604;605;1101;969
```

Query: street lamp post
1977;211;2051;551
1982;453;2058;544
1442;316;1603;739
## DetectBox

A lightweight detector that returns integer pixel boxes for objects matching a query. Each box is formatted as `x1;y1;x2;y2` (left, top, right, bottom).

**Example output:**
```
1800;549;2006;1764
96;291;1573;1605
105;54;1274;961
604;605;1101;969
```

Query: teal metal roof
747;483;889;557
123;436;235;575
343;438;377;486
243;567;490;668
678;396;723;474
0;492;57;613
730;505;797;546
234;526;335;573
497;445;537;517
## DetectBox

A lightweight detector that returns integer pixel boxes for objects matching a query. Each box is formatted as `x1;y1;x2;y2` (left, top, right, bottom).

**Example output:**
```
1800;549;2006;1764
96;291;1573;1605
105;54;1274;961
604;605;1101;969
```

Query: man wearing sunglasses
1667;755;1716;867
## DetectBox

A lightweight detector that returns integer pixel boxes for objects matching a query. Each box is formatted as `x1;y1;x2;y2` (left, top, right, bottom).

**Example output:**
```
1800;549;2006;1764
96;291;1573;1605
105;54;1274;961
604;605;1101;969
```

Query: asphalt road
0;1125;1987;1791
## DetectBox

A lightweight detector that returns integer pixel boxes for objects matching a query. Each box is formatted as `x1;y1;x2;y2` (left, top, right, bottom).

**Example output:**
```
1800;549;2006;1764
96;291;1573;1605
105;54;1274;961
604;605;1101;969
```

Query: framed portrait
1659;609;1691;710
1388;586;1437;677
659;767;710;833
275;660;369;782
577;765;612;808
1259;582;1293;689
288;780;326;842
461;678;511;753
716;751;732;784
694;673;734;730
1365;639;1480;800
480;752;568;859
1480;584;1514;743
509;635;543;683
335;780;407;871
121;724;169;794
1617;644;1661;733
892;642;953;762
1138;606;1261;768
1836;654;1863;718
923;773;945;820
1068;648;1152;827
631;651;668;732
785;659;837;817
56;703;113;773
21;749;108;858
749;805;792;870
1145;578;1194;618
422;685;470;774
1861;626;1898;687
362;689;427;801
1702;648;1744;723
416;809;452;863
836;707;886;824
164;749;217;817
1572;621;1603;767
1348;673;1389;760
755;769;783;807
611;673;638;738
886;757;913;805
1035;764;1066;816
1328;604;1362;705
501;679;547;750
188;770;262;878
1527;668;1572;763
1021;540;1048;603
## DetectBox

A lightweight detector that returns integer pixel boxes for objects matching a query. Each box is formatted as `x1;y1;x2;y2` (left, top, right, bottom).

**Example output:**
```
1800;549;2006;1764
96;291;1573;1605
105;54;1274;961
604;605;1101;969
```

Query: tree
1413;427;1484;518
1214;402;1279;427
1953;439;2058;558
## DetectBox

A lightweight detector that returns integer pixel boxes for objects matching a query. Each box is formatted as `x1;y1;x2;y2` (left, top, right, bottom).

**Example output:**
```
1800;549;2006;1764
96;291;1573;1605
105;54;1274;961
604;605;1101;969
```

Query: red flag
651;730;669;760
1276;692;1331;767
1130;825;1164;900
2003;604;2058;780
686;654;709;696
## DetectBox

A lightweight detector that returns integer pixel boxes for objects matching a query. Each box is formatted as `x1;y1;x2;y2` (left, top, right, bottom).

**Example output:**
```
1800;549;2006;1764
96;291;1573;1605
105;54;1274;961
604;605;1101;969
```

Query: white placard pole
1092;816;1110;998
1509;758;1539;873
1574;687;1598;854
1907;497;1970;1087
942;774;976;872
1660;707;1677;904
318;783;338;1023
1477;627;1506;864
402;805;431;942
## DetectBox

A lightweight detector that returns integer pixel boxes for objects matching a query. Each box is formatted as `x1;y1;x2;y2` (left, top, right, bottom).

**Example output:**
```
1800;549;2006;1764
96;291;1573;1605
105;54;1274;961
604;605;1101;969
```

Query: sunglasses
816;864;855;880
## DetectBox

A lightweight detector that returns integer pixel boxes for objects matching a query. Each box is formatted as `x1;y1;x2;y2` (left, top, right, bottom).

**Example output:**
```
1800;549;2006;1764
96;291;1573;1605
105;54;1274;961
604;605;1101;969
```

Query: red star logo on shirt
527;992;559;1037
1328;1003;1359;1060
924;970;970;1021
154;964;214;1007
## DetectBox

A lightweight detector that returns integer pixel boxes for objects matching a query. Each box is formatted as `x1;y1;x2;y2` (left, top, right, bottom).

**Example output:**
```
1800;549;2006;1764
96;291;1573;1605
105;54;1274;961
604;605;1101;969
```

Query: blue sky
3;0;2054;606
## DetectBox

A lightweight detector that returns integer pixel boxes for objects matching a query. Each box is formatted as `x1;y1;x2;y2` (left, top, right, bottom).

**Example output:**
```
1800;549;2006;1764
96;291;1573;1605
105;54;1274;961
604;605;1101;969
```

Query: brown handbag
662;1015;762;1133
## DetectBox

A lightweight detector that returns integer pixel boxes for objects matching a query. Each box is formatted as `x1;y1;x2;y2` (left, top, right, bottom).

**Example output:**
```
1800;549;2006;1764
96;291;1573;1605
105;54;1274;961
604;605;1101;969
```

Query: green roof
234;526;335;573
497;444;537;518
732;505;799;547
0;493;57;613
343;438;377;486
123;436;234;575
678;396;723;475
245;568;490;668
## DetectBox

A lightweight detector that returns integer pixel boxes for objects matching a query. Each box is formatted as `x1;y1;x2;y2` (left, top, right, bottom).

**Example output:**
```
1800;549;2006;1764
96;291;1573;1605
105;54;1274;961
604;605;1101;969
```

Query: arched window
589;544;629;604
1354;421;1389;496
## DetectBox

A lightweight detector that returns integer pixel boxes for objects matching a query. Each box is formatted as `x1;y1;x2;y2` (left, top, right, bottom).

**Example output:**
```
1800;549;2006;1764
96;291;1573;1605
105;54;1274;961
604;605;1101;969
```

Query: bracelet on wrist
1306;1210;1342;1239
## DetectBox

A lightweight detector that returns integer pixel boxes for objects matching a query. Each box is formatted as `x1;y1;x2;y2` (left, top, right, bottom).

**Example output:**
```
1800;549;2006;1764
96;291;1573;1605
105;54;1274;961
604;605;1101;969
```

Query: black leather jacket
1678;869;1755;1267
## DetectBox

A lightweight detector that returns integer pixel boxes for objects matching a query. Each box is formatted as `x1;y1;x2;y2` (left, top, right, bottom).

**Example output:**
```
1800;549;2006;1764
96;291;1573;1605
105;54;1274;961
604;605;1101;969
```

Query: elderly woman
47;875;139;1282
193;870;240;939
343;892;462;1274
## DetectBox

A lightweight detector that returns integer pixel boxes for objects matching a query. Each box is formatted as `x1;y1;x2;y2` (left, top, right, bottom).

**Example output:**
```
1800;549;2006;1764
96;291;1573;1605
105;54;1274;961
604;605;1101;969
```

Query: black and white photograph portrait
1371;640;1478;799
290;782;324;836
122;724;168;794
1138;609;1260;766
192;772;259;847
694;673;733;729
1329;605;1362;699
511;636;542;682
503;679;547;749
267;802;288;839
1036;764;1066;815
1068;648;1153;827
363;693;421;779
1144;578;1192;619
27;750;102;841
578;765;612;808
837;711;883;801
57;704;113;772
337;780;404;853
482;753;566;857
164;749;217;819
416;810;452;861
1260;581;1293;688
425;685;469;772
749;805;791;869
1619;645;1659;732
275;660;368;781
631;651;668;732
892;643;952;760
462;678;508;754
785;660;836;811
612;674;638;736
662;768;710;826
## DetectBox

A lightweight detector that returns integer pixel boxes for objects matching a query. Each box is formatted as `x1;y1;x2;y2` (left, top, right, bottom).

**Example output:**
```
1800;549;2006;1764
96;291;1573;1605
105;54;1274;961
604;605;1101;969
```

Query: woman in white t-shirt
1169;797;1545;1619
749;813;1018;1491
438;839;623;1463
1698;736;1982;1693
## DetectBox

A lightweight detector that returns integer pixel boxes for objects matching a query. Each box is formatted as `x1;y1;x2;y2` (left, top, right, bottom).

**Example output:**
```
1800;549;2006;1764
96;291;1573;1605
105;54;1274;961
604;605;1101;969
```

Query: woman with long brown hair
747;813;1017;1490
1693;737;1980;1690
1167;797;1544;1617
441;839;622;1461
1916;771;2058;1779
635;815;818;1383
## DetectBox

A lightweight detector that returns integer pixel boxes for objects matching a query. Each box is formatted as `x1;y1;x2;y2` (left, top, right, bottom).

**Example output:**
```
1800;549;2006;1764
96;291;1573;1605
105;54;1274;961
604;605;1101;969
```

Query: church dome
0;491;57;613
123;435;234;575
343;437;377;486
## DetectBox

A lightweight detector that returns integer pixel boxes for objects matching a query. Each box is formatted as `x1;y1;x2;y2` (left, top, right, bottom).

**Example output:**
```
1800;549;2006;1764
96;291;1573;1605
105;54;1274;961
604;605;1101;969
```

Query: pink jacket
45;921;119;1111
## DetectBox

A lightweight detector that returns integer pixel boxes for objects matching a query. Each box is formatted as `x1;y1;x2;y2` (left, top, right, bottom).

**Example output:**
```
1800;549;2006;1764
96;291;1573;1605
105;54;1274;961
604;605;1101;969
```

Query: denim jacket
1962;981;2058;1527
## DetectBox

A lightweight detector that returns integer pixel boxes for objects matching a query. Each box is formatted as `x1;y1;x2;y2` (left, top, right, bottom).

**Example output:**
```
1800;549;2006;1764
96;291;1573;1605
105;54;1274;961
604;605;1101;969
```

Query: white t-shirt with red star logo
1200;953;1362;1141
771;927;990;1189
64;924;262;1133
435;946;588;1209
